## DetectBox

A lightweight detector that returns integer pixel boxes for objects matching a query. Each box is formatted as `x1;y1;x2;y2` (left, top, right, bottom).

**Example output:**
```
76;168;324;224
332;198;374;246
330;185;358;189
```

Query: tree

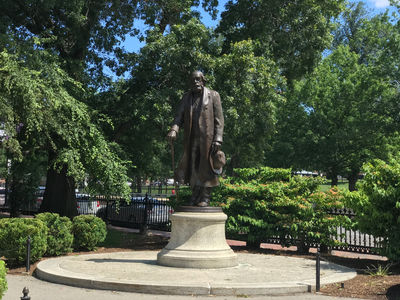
0;48;131;216
213;40;285;171
0;0;139;214
293;45;396;190
135;0;219;34
92;19;285;180
217;0;345;81
331;1;370;56
0;1;219;214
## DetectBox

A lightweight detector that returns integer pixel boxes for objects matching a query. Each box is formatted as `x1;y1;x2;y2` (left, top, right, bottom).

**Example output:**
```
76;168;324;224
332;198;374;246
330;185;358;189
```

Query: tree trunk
40;151;77;217
136;176;142;193
330;174;338;187
347;170;359;192
9;178;22;218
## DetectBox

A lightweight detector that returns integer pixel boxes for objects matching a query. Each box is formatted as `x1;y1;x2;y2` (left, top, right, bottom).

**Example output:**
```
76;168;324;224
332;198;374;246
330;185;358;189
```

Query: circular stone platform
35;251;356;296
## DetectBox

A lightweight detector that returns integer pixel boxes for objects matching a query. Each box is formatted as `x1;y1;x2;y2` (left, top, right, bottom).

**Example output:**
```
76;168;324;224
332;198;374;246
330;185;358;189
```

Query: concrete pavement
4;274;361;300
30;250;357;297
1;226;368;299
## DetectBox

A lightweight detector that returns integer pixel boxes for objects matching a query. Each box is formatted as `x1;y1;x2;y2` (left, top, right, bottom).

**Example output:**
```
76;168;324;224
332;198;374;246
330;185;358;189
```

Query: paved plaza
29;250;357;296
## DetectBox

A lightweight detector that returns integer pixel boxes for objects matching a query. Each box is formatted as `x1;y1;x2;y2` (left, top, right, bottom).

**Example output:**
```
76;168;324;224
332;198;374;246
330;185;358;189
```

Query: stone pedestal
157;207;237;269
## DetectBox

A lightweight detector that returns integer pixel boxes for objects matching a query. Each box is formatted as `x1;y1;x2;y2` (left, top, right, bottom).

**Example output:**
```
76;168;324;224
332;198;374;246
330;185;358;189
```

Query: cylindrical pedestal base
157;209;237;269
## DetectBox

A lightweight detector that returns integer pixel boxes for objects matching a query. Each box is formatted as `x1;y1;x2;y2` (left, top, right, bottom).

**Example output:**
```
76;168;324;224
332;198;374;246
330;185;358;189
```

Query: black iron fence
0;186;384;254
329;207;382;254
92;193;174;232
131;184;176;195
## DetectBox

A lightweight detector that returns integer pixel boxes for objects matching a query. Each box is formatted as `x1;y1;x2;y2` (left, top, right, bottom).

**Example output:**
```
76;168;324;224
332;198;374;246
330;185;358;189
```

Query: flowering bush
212;167;350;252
344;159;400;260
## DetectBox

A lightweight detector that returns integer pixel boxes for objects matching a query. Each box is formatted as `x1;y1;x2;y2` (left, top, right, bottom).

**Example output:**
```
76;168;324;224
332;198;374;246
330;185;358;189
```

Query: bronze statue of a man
167;71;225;207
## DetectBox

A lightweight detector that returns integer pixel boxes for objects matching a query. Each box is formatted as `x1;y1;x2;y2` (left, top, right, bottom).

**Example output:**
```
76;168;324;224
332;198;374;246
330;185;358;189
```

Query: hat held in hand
209;150;226;175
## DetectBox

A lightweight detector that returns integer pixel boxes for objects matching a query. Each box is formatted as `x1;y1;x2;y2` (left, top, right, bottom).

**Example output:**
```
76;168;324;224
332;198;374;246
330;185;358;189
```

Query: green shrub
344;159;400;261
0;260;7;300
36;213;73;256
72;215;107;251
168;186;192;207
0;218;47;266
211;167;351;252
232;167;292;184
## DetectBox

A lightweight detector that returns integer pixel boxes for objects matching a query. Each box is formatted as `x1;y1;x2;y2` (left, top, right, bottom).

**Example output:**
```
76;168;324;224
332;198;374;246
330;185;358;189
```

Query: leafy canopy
0;48;131;198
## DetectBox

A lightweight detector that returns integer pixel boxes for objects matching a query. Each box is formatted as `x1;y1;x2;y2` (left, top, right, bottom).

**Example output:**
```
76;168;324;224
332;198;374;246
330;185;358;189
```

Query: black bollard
26;236;31;273
21;287;30;300
316;250;321;292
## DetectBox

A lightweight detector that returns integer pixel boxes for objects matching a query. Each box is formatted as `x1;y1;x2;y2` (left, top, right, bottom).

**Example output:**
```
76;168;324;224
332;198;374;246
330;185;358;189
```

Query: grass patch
98;227;169;250
319;181;349;192
99;228;139;248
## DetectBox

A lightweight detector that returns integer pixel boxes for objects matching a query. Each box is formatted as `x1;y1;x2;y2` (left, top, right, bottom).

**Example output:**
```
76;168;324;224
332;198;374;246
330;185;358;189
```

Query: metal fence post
21;287;31;300
105;198;109;222
140;193;149;234
316;249;320;292
26;236;31;273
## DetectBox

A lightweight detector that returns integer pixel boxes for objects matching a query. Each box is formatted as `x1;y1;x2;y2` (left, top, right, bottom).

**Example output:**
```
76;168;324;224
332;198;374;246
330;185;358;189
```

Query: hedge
0;218;47;266
344;159;400;261
211;167;350;252
36;213;74;256
72;215;107;251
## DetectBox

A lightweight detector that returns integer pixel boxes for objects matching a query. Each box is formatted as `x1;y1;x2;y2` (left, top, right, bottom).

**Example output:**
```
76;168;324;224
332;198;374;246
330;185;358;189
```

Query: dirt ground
6;230;400;299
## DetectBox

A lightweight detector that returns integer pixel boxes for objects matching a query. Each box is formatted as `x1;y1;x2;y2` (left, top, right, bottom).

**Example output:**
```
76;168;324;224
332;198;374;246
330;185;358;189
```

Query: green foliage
72;215;107;251
213;40;285;171
36;213;73;256
282;45;396;183
232;167;292;184
344;159;400;261
268;10;400;180
97;19;285;177
212;167;350;250
8;152;46;215
365;263;392;277
168;186;192;208
0;49;132;203
0;218;47;266
0;260;6;300
218;0;345;81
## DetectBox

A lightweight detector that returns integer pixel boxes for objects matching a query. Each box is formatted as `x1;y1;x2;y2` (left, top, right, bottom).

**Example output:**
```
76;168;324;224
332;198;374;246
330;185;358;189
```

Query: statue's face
191;72;204;93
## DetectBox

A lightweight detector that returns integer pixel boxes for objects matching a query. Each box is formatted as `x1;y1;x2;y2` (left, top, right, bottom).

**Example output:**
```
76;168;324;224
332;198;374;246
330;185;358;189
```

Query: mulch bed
320;274;400;299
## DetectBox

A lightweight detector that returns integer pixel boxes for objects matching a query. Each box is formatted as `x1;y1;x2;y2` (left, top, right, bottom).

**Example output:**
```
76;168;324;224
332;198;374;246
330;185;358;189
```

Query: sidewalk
4;274;361;300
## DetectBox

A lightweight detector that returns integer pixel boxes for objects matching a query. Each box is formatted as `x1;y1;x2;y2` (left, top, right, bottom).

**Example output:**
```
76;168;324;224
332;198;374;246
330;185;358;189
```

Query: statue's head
190;70;206;93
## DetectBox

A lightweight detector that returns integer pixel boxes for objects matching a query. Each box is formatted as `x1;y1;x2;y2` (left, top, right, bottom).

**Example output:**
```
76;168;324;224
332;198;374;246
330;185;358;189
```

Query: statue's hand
167;130;177;144
211;141;222;153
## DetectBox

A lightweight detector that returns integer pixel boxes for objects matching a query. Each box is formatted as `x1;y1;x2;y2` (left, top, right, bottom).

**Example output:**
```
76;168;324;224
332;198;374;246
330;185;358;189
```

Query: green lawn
98;228;139;248
319;181;349;192
98;227;168;250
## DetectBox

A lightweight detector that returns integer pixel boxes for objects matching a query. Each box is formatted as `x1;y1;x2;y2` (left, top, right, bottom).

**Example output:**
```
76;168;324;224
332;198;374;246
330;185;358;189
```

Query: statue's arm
167;95;185;143
213;91;224;144
170;96;185;133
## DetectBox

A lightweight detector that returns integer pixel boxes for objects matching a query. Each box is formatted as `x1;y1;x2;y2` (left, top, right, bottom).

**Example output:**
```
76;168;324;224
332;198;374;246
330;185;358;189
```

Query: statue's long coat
171;87;224;187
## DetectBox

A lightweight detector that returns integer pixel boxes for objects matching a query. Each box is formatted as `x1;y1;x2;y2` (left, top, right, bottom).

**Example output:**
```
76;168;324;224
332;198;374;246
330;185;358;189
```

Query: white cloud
369;0;391;8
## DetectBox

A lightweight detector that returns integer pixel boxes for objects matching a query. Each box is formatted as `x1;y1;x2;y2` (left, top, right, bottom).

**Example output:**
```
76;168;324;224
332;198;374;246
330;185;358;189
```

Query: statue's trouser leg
192;186;212;206
190;185;201;205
